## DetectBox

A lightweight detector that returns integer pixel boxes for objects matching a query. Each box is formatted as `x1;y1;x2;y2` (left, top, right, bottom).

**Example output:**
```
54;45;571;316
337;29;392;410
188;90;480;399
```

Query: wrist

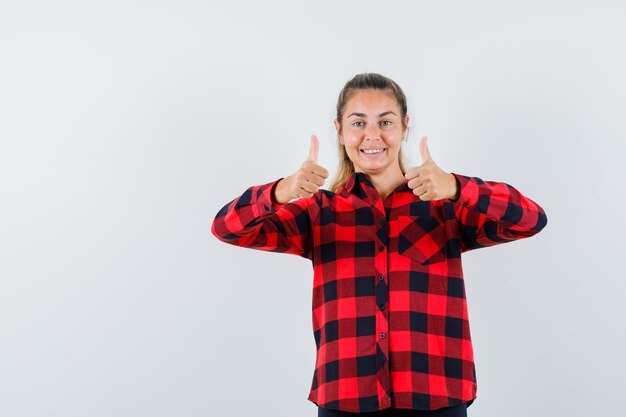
273;176;292;204
449;173;461;201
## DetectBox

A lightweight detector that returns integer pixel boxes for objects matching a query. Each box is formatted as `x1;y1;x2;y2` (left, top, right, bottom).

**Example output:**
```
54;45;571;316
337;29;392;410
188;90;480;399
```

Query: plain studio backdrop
1;1;625;416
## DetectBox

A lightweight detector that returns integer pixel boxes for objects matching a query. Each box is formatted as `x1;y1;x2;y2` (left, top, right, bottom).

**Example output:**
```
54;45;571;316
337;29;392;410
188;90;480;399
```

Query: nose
364;123;382;141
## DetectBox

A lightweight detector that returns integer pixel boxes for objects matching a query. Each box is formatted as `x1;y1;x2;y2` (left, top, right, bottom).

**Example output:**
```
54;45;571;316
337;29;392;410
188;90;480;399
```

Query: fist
404;136;459;201
274;134;330;203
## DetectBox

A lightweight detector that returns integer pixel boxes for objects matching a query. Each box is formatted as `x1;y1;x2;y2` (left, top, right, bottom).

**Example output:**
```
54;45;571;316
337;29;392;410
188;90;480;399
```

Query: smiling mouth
360;148;386;154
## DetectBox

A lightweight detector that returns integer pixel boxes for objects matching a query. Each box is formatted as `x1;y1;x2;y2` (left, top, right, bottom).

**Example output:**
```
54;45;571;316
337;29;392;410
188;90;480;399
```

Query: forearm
449;172;548;250
211;178;317;258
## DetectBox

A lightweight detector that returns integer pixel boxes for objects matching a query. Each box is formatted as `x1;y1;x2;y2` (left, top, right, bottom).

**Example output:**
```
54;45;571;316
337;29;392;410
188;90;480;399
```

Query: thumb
420;136;432;163
308;134;319;162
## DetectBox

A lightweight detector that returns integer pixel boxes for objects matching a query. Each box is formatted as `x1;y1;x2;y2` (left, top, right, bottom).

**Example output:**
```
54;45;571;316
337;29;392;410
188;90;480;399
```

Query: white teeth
362;149;384;154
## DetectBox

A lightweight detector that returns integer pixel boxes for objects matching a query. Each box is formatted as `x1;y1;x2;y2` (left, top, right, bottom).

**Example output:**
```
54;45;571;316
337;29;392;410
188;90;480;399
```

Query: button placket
367;182;392;409
375;215;389;312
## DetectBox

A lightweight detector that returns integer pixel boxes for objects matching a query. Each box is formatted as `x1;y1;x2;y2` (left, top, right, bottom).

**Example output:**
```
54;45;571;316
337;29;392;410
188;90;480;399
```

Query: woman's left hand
405;136;460;201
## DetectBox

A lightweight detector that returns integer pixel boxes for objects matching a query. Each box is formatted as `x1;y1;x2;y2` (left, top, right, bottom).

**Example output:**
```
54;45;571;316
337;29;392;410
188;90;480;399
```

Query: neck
360;167;406;201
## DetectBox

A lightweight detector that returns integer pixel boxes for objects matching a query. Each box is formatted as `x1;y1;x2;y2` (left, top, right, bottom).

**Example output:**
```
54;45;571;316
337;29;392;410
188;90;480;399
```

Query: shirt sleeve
447;172;548;253
210;177;319;260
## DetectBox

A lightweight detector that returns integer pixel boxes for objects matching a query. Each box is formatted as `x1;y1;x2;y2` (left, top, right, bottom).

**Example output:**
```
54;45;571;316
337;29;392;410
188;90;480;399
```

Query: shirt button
380;332;386;339
264;204;270;211
379;305;385;311
378;275;384;281
379;219;385;226
378;246;384;252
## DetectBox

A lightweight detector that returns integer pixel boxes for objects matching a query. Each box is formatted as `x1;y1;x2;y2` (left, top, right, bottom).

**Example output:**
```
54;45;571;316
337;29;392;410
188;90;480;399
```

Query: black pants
318;402;468;417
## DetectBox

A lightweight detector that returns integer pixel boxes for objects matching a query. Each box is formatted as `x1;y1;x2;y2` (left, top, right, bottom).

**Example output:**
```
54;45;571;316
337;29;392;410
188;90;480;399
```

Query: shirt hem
308;395;477;413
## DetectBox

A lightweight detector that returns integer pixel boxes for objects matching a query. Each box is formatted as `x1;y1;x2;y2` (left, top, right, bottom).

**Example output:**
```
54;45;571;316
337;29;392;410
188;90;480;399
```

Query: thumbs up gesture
272;134;330;204
404;136;460;201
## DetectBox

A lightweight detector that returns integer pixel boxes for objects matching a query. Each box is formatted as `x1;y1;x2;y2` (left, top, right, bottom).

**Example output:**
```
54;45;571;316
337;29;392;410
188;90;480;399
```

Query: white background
1;1;625;416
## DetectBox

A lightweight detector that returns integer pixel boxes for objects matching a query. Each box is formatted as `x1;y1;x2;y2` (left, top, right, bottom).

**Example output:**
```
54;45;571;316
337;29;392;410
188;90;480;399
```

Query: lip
360;148;386;158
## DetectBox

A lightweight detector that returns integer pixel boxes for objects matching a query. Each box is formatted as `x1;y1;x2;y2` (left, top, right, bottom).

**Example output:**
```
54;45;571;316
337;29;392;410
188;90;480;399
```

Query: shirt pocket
396;215;447;265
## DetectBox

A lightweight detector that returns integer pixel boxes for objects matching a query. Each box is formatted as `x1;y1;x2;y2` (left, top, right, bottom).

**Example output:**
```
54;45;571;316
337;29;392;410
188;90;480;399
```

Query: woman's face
334;89;409;176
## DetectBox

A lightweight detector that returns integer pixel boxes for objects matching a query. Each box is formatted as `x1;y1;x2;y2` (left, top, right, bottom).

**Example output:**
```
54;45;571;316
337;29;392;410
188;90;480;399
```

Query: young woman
212;73;548;416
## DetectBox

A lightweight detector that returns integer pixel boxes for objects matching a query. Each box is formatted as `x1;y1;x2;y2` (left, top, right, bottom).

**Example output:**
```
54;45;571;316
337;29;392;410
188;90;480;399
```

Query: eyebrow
347;111;397;118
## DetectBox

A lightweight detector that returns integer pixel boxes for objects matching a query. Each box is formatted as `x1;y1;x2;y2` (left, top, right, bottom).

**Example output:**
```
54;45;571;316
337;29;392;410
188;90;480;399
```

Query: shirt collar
343;171;366;194
341;171;409;196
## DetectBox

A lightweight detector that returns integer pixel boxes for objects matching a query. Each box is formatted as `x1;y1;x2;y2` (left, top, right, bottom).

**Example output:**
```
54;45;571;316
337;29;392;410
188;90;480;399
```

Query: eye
380;120;392;127
352;121;365;127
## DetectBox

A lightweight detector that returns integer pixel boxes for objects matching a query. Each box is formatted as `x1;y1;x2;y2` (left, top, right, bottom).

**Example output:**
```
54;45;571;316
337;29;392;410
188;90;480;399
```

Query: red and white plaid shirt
211;171;547;413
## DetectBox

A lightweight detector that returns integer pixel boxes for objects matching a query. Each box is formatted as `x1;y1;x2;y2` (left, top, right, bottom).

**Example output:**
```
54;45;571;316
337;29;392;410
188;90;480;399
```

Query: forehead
344;89;399;115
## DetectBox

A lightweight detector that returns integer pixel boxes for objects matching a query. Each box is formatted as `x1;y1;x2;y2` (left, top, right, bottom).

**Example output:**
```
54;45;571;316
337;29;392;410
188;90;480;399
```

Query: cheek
345;136;361;148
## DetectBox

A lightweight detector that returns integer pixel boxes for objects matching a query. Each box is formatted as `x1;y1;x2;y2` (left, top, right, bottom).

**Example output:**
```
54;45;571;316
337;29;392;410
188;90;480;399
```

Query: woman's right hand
273;134;330;204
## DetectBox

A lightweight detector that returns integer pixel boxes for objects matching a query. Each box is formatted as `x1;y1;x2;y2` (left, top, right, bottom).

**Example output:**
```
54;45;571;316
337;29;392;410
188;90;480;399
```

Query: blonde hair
329;73;410;193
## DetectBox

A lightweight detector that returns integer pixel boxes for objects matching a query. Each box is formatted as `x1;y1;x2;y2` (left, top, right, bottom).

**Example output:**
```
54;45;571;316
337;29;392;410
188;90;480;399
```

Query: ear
333;119;343;145
403;115;410;141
